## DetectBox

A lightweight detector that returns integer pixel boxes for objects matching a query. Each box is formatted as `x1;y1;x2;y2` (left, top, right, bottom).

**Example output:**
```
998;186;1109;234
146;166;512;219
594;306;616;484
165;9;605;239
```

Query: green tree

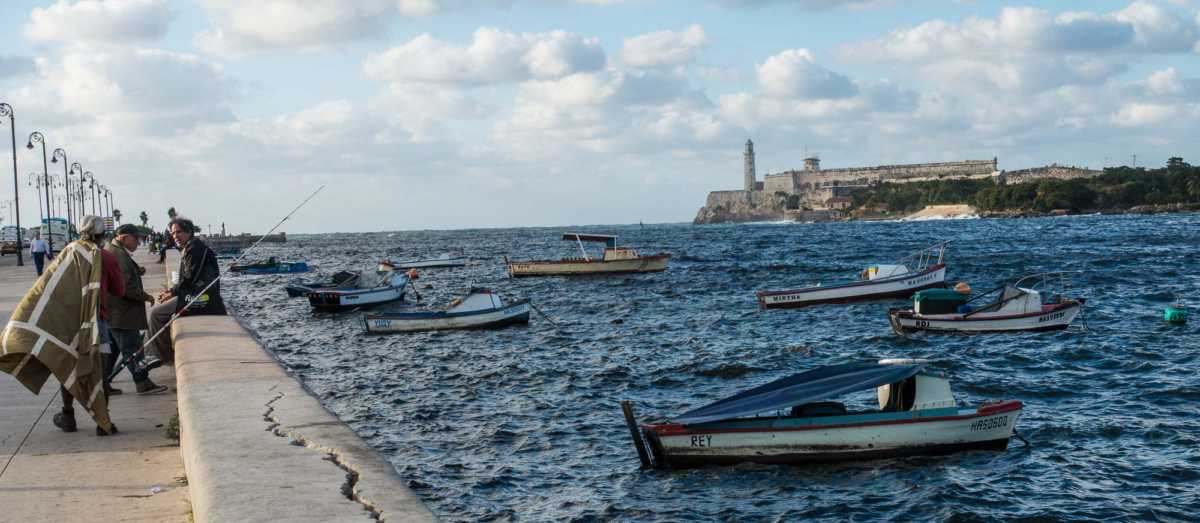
139;211;149;227
167;207;177;220
112;209;122;223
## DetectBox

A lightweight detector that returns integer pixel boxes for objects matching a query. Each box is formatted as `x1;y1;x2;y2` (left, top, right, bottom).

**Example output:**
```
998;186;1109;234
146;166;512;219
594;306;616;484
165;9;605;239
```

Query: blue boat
231;257;310;275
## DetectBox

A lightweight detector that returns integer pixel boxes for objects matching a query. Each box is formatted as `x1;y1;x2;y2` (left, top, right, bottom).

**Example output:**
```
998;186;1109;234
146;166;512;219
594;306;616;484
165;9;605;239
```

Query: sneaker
139;357;164;373
136;380;168;395
105;386;123;396
53;412;77;433
96;423;119;436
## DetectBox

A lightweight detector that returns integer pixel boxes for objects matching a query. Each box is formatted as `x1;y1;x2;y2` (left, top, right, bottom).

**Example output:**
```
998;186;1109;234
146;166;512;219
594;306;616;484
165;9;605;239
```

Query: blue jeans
33;252;45;275
108;327;149;384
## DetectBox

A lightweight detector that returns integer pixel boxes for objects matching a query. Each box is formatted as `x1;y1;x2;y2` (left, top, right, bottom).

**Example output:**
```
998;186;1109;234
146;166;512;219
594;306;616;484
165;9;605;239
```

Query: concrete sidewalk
0;245;190;521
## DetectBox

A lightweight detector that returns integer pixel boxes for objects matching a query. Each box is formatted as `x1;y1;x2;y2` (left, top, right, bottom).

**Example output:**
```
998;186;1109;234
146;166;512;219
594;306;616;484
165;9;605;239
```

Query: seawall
173;313;436;521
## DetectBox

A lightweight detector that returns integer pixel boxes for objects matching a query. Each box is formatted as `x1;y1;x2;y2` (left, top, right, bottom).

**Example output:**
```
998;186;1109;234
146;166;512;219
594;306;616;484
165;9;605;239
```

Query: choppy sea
223;213;1199;522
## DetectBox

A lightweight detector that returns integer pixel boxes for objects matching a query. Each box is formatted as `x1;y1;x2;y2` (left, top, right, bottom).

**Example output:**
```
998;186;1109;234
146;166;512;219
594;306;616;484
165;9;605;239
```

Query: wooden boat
887;272;1084;334
380;254;467;270
507;233;670;277
307;270;410;311
230;257;310;274
285;271;360;298
622;360;1022;468
363;288;530;333
757;242;949;309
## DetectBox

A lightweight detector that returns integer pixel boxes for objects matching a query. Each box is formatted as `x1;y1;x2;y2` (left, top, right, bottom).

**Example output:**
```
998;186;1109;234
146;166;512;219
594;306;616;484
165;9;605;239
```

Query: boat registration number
690;435;713;447
1038;311;1065;323
970;416;1008;432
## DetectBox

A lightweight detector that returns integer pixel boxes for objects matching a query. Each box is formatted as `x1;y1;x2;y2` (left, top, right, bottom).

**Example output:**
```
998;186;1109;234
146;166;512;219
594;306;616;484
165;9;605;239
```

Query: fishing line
131;185;326;362
0;388;59;481
529;302;562;329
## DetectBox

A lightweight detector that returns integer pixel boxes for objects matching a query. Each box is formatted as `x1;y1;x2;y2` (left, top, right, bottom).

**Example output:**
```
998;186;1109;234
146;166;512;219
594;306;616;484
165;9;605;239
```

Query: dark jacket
171;237;226;315
105;239;153;330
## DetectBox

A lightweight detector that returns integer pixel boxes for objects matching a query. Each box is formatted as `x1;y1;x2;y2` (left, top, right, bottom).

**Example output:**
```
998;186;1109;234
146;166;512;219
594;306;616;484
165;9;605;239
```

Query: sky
0;0;1197;233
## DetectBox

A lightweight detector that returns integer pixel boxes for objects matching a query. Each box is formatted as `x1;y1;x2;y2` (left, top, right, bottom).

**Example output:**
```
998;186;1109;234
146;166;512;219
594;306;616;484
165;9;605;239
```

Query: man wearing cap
105;224;168;394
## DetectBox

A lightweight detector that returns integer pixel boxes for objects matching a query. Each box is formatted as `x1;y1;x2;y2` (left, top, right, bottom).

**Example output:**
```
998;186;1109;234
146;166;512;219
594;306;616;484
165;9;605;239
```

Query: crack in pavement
262;387;383;521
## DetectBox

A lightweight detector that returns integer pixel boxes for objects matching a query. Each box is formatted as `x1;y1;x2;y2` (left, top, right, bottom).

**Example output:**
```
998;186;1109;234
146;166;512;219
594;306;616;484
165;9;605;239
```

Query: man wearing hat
105;224;168;394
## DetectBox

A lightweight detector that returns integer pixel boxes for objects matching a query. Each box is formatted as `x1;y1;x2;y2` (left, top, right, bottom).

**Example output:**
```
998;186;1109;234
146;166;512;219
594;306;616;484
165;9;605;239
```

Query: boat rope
1013;429;1031;447
0;388;60;480
131;185;326;362
529;302;561;329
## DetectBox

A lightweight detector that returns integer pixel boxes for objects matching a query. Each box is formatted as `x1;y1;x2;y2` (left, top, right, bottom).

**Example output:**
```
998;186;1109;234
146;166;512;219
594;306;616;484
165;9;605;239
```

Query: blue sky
1;0;1198;232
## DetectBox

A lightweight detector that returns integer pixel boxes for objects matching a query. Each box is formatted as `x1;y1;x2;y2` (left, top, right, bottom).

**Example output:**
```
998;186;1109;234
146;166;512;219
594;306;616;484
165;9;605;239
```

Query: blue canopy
671;362;924;425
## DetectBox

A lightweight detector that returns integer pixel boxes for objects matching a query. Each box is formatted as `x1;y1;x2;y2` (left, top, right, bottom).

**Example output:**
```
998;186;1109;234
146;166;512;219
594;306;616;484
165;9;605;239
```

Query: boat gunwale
507;253;672;266
888;300;1082;322
364;299;531;320
755;263;945;298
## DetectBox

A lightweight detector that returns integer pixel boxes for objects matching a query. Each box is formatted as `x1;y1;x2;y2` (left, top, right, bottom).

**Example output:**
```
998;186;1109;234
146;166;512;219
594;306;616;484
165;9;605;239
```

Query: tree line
848;158;1200;214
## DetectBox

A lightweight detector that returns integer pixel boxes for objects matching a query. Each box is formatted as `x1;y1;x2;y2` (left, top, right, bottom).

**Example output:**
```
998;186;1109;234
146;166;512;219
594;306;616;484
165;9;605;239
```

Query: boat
380;254;468;270
307;269;411;311
507;233;670;277
756;242;949;309
887;272;1084;334
285;271;360;298
230;257;310;274
362;288;530;333
621;360;1023;468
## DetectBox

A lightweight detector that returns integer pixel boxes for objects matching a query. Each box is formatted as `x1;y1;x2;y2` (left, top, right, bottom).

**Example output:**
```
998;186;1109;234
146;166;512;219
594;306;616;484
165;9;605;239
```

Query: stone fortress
693;140;1101;224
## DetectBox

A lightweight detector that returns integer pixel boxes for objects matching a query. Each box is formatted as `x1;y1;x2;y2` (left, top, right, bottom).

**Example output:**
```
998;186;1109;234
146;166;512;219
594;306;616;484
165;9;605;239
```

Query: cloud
363;27;605;85
195;0;397;55
719;0;894;10
24;0;172;44
620;25;708;68
1111;102;1176;126
757;49;857;99
0;56;37;79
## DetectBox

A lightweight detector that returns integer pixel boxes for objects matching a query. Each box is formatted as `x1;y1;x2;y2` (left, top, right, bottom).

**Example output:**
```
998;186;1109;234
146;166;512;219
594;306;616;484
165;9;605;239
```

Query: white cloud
195;0;397;55
1114;1;1199;52
363;27;605;86
1112;102;1175;126
757;49;857;99
720;0;894;10
620;25;708;68
24;0;172;44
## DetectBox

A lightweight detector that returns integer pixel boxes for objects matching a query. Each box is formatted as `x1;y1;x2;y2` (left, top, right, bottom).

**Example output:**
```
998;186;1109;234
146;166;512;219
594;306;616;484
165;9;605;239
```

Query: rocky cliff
693;190;789;224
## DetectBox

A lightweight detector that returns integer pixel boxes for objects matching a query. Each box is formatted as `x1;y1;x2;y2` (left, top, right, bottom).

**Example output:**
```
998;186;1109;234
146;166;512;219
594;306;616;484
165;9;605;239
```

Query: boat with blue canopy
230;257;310;275
622;360;1022;468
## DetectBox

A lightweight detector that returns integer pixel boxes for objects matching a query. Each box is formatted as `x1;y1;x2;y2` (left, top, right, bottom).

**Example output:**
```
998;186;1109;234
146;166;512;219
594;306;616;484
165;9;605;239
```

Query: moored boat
307;269;410;311
363;288;530;333
757;242;949;309
623;360;1022;468
231;257;310;274
507;233;670;277
887;272;1084;334
285;271;360;298
381;253;468;270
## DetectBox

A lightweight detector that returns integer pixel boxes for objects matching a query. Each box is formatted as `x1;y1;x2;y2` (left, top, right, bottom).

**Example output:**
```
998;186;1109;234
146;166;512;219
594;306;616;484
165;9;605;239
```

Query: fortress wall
763;174;796;194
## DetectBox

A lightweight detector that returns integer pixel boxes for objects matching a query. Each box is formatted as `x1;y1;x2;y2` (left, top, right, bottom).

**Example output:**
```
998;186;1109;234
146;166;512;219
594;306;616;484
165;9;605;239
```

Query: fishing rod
122;186;326;368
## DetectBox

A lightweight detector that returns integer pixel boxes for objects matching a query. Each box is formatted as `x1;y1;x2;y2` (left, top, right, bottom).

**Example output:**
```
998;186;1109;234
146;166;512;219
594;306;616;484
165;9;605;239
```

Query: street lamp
0;103;23;266
51;148;73;237
86;172;98;215
70;162;83;217
26;132;53;253
27;172;45;227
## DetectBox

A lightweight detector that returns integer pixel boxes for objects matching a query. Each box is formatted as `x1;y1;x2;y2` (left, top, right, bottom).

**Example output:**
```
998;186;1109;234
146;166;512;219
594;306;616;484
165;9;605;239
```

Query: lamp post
27;173;44;227
103;186;113;217
0;103;22;265
87;173;98;215
51;148;72;237
71;162;83;217
26;132;53;254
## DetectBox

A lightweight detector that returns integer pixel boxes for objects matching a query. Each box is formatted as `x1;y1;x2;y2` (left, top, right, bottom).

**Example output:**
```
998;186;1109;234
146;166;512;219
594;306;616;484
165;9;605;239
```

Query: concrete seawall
173;311;435;521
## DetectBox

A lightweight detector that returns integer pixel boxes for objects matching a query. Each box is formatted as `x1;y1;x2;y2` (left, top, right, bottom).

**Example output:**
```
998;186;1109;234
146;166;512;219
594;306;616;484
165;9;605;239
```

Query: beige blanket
0;240;111;430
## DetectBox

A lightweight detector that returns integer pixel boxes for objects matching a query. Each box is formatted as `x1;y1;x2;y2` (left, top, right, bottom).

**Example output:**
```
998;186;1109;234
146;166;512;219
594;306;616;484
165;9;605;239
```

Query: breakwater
223;214;1199;520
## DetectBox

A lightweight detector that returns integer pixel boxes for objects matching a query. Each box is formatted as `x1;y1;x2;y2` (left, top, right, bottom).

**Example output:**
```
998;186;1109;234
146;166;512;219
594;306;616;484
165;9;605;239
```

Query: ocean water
223;213;1200;522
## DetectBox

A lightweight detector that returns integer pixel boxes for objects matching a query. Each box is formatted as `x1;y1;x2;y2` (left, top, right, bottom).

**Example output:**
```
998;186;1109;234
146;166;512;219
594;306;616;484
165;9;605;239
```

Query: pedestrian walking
30;231;51;276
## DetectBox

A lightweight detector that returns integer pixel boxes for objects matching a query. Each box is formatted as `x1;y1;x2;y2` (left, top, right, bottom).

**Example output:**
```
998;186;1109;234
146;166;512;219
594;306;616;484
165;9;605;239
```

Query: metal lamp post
0;103;22;265
26;132;53;253
26;173;44;233
51;148;73;237
87;173;98;215
71;162;83;217
103;186;113;218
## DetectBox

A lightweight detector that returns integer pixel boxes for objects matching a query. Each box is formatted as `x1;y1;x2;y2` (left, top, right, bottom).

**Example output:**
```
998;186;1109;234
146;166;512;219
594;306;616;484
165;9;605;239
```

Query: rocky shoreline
693;201;1200;225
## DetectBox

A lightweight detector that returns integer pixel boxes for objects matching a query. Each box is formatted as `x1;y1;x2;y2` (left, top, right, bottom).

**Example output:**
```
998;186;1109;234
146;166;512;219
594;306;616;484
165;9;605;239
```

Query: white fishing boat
622;360;1023;468
757;242;949;309
507;233;670;277
888;272;1084;334
363;288;530;333
307;269;411;311
380;253;467;270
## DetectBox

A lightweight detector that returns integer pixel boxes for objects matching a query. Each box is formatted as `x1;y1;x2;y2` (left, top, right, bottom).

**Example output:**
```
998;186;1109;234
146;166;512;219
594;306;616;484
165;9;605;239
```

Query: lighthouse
744;139;756;191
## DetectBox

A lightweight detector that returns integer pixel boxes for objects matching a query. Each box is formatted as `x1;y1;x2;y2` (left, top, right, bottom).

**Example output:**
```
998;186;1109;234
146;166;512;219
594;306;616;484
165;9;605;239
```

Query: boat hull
308;283;408;311
643;401;1021;468
389;257;467;269
233;262;309;275
888;301;1082;334
508;254;670;277
757;265;947;309
363;301;531;333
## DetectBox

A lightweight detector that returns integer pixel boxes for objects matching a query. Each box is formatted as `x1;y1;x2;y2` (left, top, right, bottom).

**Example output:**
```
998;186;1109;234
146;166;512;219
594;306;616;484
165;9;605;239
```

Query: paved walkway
0;245;190;521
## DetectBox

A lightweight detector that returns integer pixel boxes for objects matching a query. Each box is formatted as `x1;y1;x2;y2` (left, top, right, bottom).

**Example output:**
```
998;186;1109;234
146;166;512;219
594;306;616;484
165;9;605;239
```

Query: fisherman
147;217;226;364
105;224;168;394
30;231;51;276
0;215;118;436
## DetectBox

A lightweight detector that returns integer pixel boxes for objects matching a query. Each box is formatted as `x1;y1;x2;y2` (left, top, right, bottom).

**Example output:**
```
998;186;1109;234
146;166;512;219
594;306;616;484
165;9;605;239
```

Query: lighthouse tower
743;139;756;191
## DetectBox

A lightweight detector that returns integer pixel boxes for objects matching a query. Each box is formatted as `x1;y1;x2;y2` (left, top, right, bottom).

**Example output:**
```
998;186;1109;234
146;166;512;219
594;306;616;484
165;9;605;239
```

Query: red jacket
99;248;125;320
